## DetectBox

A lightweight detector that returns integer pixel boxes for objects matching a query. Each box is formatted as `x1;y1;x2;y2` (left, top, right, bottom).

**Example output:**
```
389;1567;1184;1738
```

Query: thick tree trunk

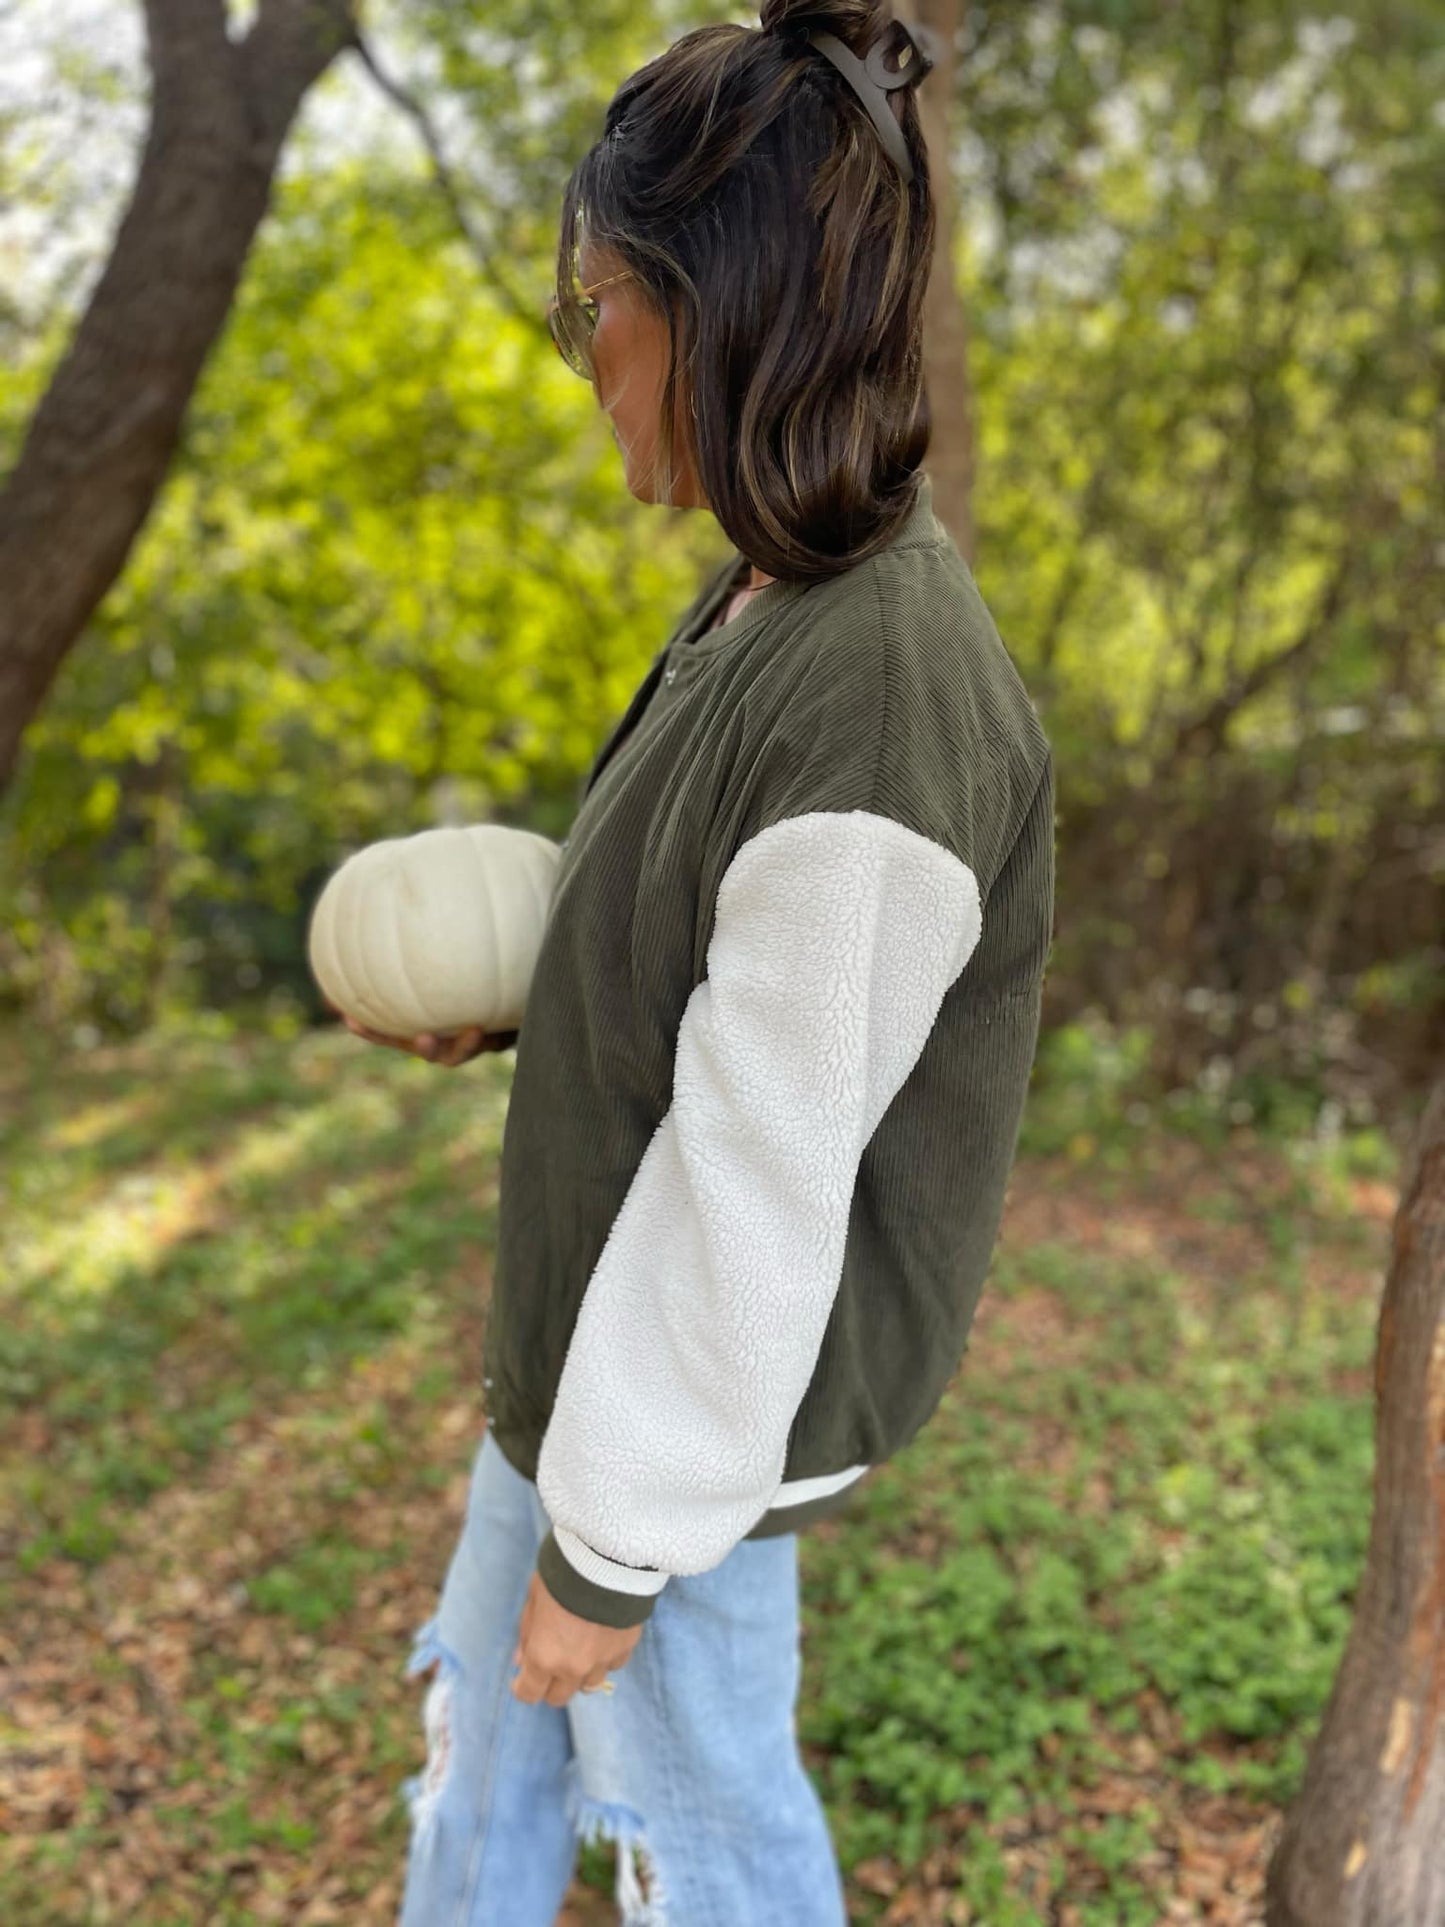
914;0;975;565
1265;1073;1445;1924
0;0;357;796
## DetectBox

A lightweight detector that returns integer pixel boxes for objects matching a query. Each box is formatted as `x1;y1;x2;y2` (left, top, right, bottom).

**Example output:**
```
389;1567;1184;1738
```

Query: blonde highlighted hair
552;0;936;579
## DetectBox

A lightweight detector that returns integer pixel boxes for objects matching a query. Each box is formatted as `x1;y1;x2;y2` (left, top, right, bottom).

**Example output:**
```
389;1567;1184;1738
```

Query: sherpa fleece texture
533;808;982;1619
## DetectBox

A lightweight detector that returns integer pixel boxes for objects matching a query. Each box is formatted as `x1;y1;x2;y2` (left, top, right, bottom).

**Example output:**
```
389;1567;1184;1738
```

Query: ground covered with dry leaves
0;1017;1397;1924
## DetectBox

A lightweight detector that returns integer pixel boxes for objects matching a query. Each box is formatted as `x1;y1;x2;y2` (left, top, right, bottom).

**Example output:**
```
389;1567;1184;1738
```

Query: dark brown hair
552;0;936;581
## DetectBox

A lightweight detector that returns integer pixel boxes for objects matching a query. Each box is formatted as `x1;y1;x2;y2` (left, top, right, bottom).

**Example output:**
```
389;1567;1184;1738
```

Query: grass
0;1012;1398;1924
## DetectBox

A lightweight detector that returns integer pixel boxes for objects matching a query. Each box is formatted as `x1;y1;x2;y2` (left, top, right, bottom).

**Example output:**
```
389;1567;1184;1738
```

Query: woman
346;4;1055;1921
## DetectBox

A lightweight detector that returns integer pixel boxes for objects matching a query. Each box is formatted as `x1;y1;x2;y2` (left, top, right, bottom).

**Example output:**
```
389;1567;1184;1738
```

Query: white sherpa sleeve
532;807;983;1627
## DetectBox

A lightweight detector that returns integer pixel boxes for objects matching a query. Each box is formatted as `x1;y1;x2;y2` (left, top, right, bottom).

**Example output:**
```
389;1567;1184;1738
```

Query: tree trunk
0;0;357;796
1265;1073;1445;1924
914;0;975;565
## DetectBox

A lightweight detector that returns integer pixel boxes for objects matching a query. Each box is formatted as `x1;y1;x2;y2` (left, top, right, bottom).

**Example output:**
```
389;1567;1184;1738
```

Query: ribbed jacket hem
492;1422;872;1620
743;1470;872;1539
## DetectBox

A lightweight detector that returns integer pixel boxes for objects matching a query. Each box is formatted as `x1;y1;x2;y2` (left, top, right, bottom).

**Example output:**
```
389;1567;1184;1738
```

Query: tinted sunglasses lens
548;296;593;378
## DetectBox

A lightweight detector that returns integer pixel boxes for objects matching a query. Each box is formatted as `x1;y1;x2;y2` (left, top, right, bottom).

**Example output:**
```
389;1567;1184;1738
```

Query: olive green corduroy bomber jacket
481;471;1055;1628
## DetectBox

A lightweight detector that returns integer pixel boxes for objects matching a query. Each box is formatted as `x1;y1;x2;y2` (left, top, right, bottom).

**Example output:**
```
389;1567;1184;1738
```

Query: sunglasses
545;269;634;378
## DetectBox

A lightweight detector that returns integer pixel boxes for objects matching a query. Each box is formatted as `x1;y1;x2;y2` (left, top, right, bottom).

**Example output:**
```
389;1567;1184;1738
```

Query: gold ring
582;1679;615;1695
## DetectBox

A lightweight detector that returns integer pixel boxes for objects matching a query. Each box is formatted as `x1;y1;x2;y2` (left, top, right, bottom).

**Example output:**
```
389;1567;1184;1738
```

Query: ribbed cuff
536;1527;668;1629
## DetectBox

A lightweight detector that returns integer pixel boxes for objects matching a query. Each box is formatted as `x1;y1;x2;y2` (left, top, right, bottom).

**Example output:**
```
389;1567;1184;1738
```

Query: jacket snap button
664;665;676;685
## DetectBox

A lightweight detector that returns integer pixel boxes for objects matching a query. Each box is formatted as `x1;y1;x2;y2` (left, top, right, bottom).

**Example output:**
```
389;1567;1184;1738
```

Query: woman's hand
511;1569;645;1707
326;999;518;1065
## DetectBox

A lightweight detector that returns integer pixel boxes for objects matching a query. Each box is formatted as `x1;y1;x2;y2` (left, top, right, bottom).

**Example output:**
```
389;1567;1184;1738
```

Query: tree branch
0;0;358;795
349;30;550;340
1172;544;1354;762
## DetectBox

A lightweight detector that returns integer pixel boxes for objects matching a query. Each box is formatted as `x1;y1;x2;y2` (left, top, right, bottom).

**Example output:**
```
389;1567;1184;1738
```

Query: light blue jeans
397;1425;850;1926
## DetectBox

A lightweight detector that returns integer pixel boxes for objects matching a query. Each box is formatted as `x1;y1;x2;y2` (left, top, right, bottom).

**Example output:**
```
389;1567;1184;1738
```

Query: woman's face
577;235;707;509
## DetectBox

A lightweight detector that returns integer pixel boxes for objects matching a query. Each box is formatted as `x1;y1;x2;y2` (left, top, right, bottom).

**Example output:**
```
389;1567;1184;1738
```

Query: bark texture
0;0;357;793
1265;1073;1445;1924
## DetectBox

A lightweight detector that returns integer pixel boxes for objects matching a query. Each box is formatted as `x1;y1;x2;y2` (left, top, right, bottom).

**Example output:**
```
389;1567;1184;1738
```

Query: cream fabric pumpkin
308;824;563;1037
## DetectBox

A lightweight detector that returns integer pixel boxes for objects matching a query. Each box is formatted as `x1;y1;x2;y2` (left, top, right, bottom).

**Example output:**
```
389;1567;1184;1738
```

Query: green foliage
1019;1008;1418;1180
2;0;1440;1078
0;1013;1394;1920
245;1542;382;1632
1;151;719;1032
1019;1014;1157;1157
803;1224;1377;1901
0;1022;507;1569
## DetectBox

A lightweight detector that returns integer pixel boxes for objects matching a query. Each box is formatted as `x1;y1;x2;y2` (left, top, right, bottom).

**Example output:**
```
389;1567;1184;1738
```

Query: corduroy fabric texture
481;471;1054;1584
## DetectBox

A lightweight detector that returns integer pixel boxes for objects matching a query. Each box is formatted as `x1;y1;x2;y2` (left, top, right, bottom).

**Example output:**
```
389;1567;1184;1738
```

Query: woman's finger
366;1026;411;1053
335;1010;493;1065
437;1027;485;1066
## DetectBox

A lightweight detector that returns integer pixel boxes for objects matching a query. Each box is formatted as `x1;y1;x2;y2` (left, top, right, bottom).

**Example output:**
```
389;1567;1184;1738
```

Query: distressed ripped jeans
397;1425;849;1927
